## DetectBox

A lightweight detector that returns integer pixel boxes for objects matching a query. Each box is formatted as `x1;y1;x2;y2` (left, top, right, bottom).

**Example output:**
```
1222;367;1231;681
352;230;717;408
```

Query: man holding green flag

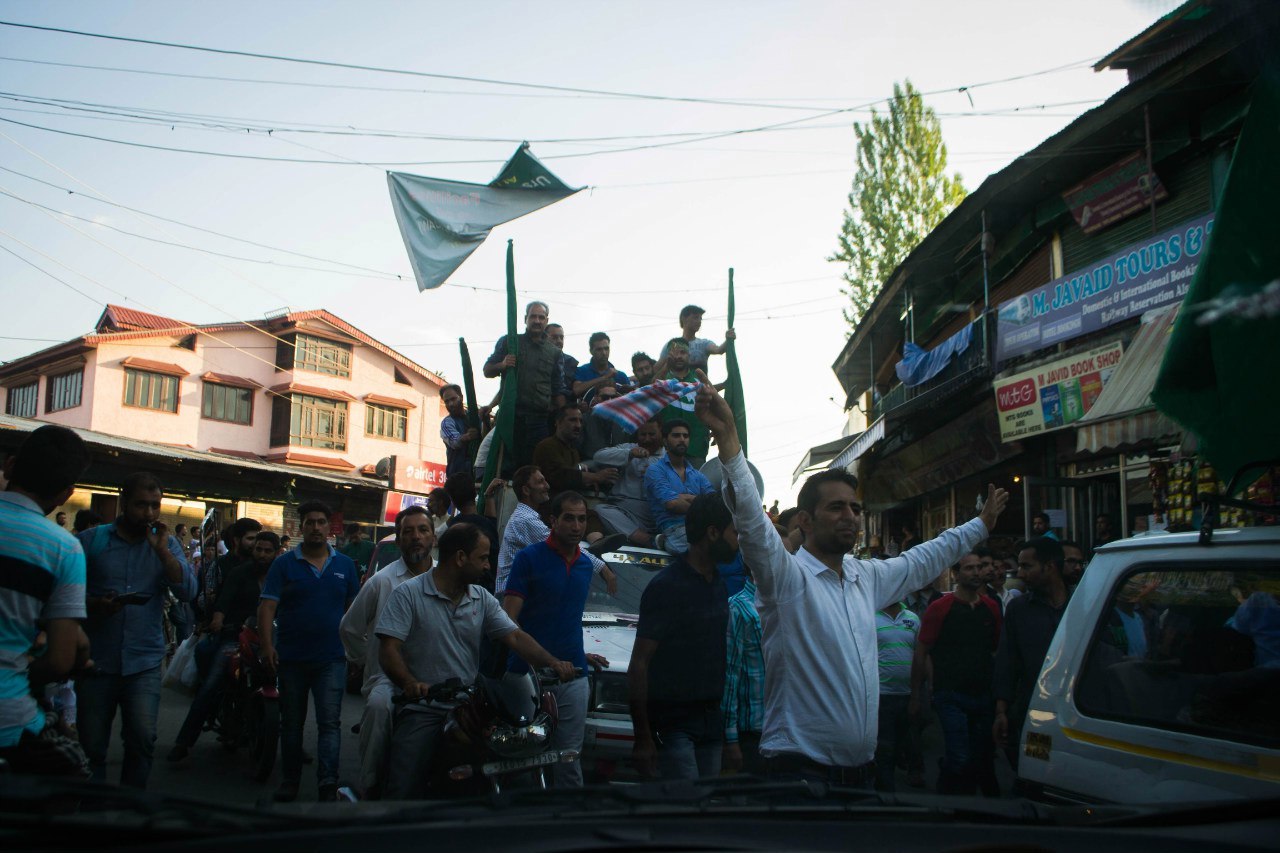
1152;75;1280;489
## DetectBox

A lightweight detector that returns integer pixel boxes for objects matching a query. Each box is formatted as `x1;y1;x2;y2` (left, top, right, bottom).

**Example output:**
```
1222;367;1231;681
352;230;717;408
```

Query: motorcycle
208;623;280;782
390;667;582;796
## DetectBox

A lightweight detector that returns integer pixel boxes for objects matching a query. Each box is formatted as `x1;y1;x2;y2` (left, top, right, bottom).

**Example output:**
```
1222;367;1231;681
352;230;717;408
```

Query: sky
0;0;1182;502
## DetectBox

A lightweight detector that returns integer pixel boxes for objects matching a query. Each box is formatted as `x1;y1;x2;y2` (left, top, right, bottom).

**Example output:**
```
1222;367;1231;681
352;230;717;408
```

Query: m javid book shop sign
1062;151;1169;235
995;213;1214;362
389;456;448;495
993;342;1124;443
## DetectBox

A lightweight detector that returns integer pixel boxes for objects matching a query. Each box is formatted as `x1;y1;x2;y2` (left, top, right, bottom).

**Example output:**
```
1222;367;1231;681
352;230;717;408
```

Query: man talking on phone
77;472;196;788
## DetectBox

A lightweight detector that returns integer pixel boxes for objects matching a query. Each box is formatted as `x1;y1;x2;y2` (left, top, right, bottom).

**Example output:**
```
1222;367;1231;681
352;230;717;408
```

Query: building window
393;366;412;386
46;369;83;413
123;368;179;413
202;382;253;425
365;402;407;441
293;333;352;378
270;393;347;450
5;382;38;418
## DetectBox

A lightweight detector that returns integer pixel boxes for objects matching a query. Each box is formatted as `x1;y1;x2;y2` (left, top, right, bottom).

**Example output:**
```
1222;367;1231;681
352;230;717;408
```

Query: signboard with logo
993;341;1124;442
1062;151;1168;235
382;491;430;524
389;455;448;495
995;213;1213;362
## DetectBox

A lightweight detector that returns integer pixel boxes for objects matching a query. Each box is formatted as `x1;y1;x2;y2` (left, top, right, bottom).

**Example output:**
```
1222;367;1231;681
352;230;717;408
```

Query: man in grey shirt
593;418;663;547
376;523;574;799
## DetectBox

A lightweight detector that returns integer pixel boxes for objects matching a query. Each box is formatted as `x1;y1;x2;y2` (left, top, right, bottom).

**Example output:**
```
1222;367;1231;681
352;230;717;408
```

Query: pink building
0;305;449;479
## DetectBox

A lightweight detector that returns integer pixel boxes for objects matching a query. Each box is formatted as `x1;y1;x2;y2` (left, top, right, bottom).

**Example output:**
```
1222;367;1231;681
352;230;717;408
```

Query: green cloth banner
723;268;749;458
1152;75;1280;491
479;240;520;513
458;337;482;465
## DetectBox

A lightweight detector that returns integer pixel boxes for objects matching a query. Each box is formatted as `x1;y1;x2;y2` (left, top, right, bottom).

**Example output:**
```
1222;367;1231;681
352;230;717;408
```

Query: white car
1018;526;1280;804
579;545;672;782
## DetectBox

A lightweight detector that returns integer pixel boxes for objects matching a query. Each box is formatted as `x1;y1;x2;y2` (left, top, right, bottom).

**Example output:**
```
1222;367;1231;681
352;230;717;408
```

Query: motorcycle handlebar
392;677;465;704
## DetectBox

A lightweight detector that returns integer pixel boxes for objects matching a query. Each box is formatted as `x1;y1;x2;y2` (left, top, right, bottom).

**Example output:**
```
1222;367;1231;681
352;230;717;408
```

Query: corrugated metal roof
0;413;378;490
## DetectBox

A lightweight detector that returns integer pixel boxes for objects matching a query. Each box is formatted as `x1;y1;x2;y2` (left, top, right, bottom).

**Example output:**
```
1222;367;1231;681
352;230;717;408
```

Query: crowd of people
2;299;1129;804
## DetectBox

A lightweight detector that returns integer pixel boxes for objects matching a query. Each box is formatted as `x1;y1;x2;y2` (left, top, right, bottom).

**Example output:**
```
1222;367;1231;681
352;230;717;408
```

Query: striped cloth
592;378;699;432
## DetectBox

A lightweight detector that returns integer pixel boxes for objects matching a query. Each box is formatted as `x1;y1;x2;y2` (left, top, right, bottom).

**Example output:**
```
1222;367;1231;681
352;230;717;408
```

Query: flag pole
479;240;519;513
724;267;749;458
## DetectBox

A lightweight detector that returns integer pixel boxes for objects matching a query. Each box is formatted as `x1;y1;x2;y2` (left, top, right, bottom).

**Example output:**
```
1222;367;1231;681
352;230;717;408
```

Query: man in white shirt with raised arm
691;372;1009;787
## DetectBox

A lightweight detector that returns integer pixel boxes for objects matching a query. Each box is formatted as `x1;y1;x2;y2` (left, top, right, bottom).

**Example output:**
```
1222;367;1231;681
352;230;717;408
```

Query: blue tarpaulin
895;322;973;387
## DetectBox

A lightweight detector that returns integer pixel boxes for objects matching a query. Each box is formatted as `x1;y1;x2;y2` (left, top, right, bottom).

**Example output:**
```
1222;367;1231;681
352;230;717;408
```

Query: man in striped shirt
0;425;92;777
875;602;921;791
722;570;765;776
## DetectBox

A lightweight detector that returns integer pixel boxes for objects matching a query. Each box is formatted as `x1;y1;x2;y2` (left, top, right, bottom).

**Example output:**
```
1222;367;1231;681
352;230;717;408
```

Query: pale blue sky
0;0;1179;499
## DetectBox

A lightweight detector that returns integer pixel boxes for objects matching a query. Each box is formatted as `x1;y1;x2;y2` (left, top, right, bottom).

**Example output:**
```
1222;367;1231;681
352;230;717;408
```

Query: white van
1018;526;1280;803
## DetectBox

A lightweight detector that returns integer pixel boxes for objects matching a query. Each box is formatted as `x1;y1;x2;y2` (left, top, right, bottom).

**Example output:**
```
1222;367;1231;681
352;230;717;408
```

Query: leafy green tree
830;80;966;330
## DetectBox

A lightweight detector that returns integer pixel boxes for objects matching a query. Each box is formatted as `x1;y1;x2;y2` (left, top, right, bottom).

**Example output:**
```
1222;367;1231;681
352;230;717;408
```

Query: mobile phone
119;592;153;606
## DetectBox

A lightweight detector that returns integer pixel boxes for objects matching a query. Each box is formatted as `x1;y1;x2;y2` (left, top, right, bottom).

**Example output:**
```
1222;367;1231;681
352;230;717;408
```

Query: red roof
268;382;357;402
97;304;188;333
201;371;262;390
262;451;354;471
363;393;417;409
120;356;189;377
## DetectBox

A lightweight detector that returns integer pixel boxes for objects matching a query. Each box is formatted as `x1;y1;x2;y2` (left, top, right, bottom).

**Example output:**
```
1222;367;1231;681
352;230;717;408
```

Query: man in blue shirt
258;500;360;802
502;491;609;787
644;420;715;554
78;471;197;788
572;332;632;404
439;383;479;482
0;426;92;778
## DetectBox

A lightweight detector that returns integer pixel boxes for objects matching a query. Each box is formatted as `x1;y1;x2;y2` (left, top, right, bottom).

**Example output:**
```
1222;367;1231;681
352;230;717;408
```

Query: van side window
1076;567;1280;749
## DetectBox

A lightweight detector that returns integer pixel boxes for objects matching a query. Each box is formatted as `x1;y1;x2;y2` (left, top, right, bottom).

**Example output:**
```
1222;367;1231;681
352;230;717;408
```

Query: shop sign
995;212;1213;362
388;455;448;495
1061;151;1168;235
992;341;1124;442
382;491;430;524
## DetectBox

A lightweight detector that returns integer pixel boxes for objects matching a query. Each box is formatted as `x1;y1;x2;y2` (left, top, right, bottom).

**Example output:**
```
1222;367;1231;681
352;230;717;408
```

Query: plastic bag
163;635;199;693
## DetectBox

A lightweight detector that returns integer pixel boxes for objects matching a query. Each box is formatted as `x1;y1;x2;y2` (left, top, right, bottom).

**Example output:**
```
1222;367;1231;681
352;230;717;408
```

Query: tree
829;80;966;331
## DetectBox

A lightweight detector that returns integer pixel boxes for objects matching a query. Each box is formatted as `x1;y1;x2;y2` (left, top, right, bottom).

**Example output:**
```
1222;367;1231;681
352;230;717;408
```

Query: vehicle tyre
252;696;280;782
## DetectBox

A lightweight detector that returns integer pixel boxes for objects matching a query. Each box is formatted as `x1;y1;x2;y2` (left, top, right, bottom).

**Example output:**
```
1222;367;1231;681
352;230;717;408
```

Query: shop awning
1076;305;1182;454
792;435;855;484
830;416;886;472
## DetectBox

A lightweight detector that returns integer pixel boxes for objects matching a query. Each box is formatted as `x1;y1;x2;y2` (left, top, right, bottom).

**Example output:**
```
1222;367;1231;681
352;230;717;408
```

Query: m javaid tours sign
995;213;1214;362
993;342;1124;443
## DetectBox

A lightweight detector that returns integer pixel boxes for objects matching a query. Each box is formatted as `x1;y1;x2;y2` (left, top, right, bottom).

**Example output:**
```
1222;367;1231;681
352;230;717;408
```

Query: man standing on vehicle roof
629;494;735;780
77;471;197;788
503;492;610;787
376;523;575;800
495;465;616;597
168;531;280;763
439;383;480;483
574;332;632;404
257;500;360;803
483;301;569;470
993;536;1068;772
339;507;436;799
911;553;1003;796
655;304;736;375
691;373;1009;788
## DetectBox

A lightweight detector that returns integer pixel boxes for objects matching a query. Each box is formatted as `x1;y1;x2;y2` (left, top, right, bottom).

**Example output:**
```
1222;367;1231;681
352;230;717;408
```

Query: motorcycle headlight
486;712;552;758
592;671;629;714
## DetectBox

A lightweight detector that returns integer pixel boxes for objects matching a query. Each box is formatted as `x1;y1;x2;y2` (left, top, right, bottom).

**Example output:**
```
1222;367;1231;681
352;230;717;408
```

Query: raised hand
979;484;1010;532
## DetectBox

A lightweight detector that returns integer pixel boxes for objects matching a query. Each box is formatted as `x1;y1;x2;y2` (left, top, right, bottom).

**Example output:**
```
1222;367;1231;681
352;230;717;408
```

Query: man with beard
258;501;360;802
656;339;710;467
691;374;1008;788
532;405;619;496
199;517;261;619
593;418;664;547
629;494;737;779
168;531;280;761
377;523;575;799
78;472;197;788
439;384;479;482
340;507;435;798
631;351;657;387
644;420;715;555
1060;539;1086;589
503;492;610;787
483;301;569;469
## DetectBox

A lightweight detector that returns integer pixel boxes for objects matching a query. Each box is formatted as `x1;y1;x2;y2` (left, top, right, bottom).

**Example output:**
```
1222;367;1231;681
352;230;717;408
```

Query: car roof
1096;526;1280;553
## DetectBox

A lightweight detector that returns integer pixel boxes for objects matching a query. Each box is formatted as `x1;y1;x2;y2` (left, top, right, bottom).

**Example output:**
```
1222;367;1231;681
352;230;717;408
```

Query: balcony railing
872;317;990;421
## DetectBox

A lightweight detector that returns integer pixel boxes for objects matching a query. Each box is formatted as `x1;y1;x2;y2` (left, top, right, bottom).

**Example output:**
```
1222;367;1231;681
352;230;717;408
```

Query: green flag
1151;76;1280;491
723;268;749;458
458;337;483;465
479;241;520;513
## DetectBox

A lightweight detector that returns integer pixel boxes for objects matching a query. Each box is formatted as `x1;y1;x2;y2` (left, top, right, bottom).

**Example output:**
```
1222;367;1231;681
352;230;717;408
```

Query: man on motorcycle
502;490;609;787
339;506;436;799
376;523;575;799
168;531;279;761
